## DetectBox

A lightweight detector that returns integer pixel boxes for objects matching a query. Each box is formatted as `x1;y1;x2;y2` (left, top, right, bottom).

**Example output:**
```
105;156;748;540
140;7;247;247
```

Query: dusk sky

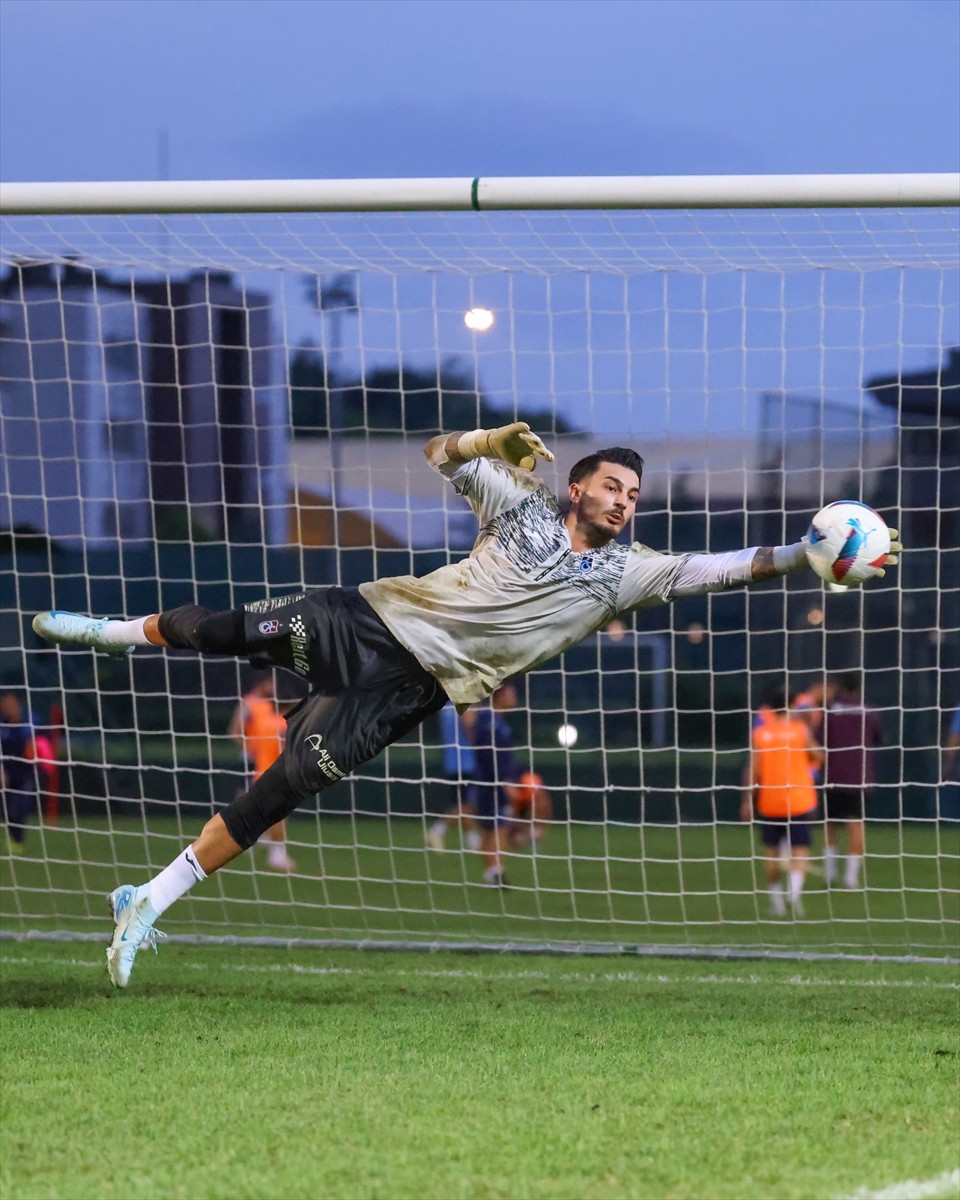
2;0;957;184
1;0;958;438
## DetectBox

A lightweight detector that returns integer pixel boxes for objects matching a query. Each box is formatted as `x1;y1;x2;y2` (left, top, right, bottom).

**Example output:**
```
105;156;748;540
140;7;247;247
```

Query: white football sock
788;870;805;904
824;845;839;883
767;883;786;916
267;839;293;866
466;830;482;850
101;617;152;647
429;820;447;838
845;854;863;888
149;848;206;915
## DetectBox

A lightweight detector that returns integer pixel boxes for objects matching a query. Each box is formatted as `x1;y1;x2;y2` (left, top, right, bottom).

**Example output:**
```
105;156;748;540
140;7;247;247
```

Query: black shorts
758;811;816;849
241;587;447;796
824;789;867;822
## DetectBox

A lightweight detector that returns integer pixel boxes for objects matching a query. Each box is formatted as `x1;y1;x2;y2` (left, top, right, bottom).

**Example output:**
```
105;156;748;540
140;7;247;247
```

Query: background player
742;684;823;916
227;674;295;872
426;702;480;852
0;691;37;855
506;770;552;848
822;672;883;889
470;679;520;887
32;419;902;985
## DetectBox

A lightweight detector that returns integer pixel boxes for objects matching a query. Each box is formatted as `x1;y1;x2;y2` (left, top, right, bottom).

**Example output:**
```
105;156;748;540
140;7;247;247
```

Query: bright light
557;723;579;748
464;307;495;332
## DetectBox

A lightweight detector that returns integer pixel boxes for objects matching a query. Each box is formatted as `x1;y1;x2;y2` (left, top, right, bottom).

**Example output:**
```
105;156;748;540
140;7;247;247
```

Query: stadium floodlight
0;172;957;964
464;306;495;332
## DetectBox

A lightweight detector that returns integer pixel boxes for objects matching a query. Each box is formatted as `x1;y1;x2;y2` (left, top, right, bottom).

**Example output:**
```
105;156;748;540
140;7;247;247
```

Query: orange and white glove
457;422;555;471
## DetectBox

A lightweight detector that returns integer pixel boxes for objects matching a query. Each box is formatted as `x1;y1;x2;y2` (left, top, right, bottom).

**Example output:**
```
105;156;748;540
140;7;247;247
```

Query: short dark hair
764;683;789;712
835;671;862;696
568;447;644;489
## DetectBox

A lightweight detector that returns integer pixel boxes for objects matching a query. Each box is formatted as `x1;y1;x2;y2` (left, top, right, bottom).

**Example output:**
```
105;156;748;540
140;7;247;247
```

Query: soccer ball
805;501;891;587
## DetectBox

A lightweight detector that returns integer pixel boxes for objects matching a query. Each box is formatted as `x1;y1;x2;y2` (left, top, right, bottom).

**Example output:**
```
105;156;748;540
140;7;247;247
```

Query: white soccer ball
804;501;891;587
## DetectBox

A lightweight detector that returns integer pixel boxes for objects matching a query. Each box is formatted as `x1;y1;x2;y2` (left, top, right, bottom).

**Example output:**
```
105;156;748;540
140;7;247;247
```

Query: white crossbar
1;172;958;214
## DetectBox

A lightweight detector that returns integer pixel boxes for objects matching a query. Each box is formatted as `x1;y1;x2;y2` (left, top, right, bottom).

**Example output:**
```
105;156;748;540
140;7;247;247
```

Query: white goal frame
2;172;958;215
1;173;958;965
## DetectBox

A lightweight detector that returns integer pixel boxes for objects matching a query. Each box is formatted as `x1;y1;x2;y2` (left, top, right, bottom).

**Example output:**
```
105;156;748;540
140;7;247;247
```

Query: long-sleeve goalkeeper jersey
360;457;757;706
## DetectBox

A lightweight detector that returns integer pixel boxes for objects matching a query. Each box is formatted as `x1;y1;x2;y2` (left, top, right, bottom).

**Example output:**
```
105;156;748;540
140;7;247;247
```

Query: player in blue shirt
426;703;480;852
470;680;520;887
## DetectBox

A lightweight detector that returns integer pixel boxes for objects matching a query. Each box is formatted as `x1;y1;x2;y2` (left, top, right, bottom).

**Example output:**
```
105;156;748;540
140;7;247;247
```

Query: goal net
1;178;958;962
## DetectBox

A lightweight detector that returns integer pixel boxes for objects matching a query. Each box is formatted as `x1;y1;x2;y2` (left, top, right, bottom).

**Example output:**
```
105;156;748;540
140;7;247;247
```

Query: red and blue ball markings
808;501;886;583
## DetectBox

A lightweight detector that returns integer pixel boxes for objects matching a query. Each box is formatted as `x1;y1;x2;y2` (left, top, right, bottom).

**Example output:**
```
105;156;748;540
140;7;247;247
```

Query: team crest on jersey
258;619;281;636
579;556;594;574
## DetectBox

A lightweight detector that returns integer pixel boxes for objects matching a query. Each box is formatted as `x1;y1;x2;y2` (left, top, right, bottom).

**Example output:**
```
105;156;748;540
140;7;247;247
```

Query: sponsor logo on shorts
244;593;306;615
290;614;310;677
304;732;345;782
258;619;282;636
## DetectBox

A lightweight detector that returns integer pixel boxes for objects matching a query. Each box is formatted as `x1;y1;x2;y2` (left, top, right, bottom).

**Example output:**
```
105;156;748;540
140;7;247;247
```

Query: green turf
2;817;958;958
1;942;958;1200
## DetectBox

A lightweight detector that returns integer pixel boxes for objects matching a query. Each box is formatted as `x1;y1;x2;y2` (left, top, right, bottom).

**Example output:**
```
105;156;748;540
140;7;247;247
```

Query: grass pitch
2;816;958;1198
1;943;958;1200
3;817;959;957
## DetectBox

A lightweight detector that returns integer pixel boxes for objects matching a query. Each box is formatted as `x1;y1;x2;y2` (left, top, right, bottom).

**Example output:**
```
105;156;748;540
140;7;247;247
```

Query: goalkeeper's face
568;462;640;544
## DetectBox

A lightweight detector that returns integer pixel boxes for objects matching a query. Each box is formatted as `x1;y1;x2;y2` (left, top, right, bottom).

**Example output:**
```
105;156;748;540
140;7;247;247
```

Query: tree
289;353;580;438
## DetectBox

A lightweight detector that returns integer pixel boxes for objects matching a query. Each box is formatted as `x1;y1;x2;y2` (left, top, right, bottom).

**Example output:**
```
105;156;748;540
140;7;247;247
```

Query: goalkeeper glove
825;528;904;590
457;422;555;471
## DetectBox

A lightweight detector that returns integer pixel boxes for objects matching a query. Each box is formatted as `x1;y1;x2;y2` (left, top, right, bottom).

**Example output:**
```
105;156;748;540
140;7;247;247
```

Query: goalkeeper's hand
825;528;904;590
457;422;555;471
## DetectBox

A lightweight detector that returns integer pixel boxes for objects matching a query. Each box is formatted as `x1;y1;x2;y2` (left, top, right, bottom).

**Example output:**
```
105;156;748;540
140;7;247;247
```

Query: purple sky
2;0;958;183
1;0;957;438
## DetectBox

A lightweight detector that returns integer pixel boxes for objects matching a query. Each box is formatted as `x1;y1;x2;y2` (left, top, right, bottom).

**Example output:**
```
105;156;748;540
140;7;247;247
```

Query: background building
0;263;288;548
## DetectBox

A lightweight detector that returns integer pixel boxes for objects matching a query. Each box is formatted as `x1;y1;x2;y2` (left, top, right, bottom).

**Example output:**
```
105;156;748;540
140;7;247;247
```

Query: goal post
0;174;957;963
2;171;958;212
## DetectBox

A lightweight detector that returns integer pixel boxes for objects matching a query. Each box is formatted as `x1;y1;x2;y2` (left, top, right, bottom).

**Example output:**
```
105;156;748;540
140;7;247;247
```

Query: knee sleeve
158;605;246;655
220;758;306;850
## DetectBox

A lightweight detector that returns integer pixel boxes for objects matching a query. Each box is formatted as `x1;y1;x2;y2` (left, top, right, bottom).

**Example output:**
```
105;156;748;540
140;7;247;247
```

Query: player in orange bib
228;676;295;871
506;770;552;847
741;683;823;916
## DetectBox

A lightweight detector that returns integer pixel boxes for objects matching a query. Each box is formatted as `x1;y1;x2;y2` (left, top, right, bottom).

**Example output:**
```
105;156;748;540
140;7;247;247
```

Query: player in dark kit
469;679;521;888
32;420;903;986
822;672;884;889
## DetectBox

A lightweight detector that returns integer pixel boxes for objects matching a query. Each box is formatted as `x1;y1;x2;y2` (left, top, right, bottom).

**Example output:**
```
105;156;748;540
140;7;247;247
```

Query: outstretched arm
424;422;554;471
424;432;469;467
625;528;904;608
751;528;902;583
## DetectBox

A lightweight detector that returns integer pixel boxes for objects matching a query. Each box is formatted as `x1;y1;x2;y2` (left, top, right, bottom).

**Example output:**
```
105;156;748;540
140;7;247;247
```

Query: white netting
1;203;957;960
2;207;959;274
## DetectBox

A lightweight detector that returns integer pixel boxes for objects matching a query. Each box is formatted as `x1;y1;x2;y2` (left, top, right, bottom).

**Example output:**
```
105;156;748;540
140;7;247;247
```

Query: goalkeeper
32;421;902;987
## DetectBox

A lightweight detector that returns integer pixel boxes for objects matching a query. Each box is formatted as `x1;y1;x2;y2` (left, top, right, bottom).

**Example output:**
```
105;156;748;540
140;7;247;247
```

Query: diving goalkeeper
33;422;901;987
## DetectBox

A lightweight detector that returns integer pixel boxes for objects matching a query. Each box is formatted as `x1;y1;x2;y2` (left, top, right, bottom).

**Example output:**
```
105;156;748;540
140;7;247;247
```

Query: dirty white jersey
360;457;757;706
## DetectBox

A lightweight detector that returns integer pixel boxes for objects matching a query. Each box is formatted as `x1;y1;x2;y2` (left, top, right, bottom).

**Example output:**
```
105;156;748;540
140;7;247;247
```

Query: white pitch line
841;1167;960;1200
2;953;959;991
